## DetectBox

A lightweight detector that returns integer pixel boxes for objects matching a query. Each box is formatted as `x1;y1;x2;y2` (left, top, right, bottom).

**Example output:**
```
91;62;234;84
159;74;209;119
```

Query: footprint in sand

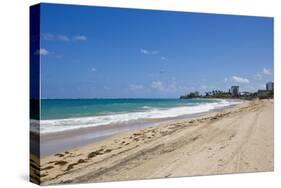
211;117;218;120
229;134;235;140
54;153;64;157
65;159;86;171
165;174;172;178
104;149;112;153
217;159;224;166
219;146;225;149
41;165;54;170
88;149;104;159
54;160;68;166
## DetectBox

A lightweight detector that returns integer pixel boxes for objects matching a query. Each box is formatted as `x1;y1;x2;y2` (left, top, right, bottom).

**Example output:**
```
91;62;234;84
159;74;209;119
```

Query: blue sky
38;3;273;98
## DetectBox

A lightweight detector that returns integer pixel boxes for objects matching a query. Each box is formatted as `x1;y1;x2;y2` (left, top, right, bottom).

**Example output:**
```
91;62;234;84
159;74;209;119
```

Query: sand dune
33;99;273;185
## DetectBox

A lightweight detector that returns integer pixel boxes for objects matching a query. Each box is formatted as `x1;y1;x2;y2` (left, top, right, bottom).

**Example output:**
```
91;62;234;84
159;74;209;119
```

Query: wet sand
32;99;273;185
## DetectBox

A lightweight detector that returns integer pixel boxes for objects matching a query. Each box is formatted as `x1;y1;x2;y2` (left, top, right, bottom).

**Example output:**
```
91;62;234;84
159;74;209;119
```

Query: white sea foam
30;119;40;133
33;99;241;134
141;106;153;109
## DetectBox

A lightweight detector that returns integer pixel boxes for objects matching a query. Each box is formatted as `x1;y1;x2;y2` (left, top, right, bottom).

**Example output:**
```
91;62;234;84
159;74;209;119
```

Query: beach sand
32;99;273;185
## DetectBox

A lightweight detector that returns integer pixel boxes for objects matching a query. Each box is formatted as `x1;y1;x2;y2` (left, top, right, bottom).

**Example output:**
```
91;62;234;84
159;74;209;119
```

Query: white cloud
161;56;168;61
241;85;256;92
129;84;144;90
262;68;272;75
255;73;263;80
231;76;250;83
224;78;228;83
91;68;97;72
57;35;70;41
42;33;55;40
42;33;87;42
200;85;207;90
178;85;188;90
148;80;197;95
34;48;48;56
140;49;158;55
42;33;70;41
55;55;63;59
103;86;110;90
151;81;164;90
140;49;148;54
253;68;272;81
73;35;87;41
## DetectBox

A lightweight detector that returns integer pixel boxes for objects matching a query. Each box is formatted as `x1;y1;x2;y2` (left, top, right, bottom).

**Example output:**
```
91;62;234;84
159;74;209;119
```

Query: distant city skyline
39;4;273;99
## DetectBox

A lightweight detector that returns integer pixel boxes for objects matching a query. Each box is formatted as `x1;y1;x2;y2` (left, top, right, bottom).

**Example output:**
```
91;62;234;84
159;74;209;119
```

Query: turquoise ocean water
32;98;240;134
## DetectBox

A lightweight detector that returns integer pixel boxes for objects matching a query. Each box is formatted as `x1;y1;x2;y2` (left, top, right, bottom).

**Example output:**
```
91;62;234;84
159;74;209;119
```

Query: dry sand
31;99;273;185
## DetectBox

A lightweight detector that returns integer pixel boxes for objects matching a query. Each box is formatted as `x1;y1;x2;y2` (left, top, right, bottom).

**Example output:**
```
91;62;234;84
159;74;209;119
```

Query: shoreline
31;99;273;185
36;98;241;134
35;100;241;157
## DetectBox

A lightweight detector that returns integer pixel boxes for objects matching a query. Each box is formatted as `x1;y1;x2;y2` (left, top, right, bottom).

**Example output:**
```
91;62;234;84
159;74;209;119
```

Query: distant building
240;91;251;96
180;91;200;99
230;86;239;97
257;90;269;97
266;82;274;91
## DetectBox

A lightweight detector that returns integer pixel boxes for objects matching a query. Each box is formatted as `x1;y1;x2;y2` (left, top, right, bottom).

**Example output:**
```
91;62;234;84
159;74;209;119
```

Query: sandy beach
31;99;273;185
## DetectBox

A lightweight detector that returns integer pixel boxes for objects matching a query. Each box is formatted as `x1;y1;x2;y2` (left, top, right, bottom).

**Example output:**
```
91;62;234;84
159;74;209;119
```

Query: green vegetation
203;90;231;99
258;90;273;99
180;91;199;99
180;90;232;99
